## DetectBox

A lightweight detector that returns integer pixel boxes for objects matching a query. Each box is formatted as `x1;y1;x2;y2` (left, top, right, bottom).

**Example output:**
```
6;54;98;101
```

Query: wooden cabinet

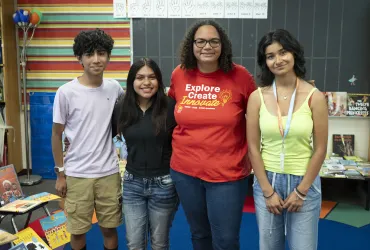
0;0;23;172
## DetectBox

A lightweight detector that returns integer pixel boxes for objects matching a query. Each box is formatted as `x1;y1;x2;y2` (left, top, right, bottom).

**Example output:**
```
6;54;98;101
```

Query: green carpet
325;203;370;227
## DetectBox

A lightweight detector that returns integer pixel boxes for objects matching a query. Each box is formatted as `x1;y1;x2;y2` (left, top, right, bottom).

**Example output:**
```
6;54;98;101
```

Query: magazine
0;165;23;205
40;211;70;249
23;192;61;202
12;228;51;250
9;243;27;250
0;199;42;213
0;229;18;245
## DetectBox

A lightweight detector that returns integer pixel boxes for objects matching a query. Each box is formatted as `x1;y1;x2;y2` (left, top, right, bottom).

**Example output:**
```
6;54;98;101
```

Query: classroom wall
17;0;131;170
132;0;370;93
131;0;370;160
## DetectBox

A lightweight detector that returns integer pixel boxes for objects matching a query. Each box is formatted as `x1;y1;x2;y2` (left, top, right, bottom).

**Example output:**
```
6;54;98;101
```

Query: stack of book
320;155;369;179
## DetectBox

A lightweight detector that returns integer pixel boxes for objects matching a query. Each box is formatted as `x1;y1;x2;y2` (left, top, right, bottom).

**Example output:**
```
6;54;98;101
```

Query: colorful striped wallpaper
18;0;131;92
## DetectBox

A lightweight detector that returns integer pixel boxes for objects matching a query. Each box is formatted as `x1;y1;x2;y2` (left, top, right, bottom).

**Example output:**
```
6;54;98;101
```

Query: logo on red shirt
176;83;232;111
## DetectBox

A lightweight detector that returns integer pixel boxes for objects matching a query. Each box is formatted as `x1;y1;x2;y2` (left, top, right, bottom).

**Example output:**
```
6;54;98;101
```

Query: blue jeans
253;171;322;250
123;170;179;250
170;169;248;250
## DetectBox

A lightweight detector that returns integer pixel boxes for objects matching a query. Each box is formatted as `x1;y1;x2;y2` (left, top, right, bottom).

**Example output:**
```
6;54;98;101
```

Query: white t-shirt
53;78;124;178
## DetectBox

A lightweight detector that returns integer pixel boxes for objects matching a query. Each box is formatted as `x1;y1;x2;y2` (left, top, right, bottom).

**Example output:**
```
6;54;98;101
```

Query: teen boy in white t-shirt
52;29;124;250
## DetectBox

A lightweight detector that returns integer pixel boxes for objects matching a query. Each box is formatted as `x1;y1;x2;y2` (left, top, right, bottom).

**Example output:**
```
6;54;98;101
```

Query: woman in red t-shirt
168;20;256;250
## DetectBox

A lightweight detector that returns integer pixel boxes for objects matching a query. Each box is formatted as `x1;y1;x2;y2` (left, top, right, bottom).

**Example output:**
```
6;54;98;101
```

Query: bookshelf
0;0;23;172
329;116;370;120
368;135;370;161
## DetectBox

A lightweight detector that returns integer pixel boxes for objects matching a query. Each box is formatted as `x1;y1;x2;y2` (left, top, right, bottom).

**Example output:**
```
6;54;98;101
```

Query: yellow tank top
258;87;316;176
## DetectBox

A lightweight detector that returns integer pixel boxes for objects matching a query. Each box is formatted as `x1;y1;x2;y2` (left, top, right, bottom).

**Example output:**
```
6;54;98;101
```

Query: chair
0;164;51;233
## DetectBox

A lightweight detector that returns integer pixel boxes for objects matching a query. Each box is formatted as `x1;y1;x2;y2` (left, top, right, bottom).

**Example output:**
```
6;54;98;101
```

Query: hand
283;191;304;212
55;176;67;198
265;192;284;215
64;137;70;151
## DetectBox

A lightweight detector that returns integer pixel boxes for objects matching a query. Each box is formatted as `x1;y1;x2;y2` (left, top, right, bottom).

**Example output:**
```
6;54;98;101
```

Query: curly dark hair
257;29;306;87
73;29;114;59
179;20;233;73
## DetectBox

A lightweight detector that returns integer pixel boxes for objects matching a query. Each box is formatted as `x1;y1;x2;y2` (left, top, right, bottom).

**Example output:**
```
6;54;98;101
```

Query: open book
0;199;42;213
13;227;51;250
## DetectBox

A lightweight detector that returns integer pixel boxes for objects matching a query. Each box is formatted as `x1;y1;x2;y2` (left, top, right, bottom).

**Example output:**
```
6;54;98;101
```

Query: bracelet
295;187;306;197
294;188;307;201
263;191;275;199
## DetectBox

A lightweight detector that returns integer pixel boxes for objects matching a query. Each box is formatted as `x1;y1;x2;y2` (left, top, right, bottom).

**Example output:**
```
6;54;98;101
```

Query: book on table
0;199;42;213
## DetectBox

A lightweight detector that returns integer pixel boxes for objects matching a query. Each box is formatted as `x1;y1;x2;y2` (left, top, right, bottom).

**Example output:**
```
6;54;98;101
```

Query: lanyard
272;78;299;170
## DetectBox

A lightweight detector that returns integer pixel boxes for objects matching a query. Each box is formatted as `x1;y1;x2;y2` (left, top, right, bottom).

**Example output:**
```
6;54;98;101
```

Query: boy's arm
52;89;68;197
52;123;67;197
51;123;65;174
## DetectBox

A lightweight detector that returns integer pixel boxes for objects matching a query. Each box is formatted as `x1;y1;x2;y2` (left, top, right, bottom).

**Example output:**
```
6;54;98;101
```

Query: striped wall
18;0;131;92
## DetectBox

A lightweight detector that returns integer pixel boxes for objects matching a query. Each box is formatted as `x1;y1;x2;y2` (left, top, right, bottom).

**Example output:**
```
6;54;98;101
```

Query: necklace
276;77;298;101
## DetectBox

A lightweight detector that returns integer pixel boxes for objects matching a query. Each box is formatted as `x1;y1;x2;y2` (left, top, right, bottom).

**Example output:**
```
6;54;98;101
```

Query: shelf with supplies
329;116;370;119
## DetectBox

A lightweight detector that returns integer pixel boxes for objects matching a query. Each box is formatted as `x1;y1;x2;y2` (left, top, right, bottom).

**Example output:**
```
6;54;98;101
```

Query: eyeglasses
193;39;221;48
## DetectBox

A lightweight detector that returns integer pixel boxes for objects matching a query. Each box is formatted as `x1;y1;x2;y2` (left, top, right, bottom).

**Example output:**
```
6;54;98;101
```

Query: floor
1;176;369;249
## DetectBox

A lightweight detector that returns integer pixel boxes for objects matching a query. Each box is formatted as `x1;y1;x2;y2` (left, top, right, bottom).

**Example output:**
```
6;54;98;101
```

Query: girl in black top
114;58;178;250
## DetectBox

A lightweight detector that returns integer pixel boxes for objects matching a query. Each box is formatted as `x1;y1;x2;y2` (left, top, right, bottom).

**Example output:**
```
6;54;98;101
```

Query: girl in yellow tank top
247;29;328;250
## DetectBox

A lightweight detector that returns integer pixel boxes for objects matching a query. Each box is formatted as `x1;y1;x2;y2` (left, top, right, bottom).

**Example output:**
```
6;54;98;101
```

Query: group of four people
52;19;328;250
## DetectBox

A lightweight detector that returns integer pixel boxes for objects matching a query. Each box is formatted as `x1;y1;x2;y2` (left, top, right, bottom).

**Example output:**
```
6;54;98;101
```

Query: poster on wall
182;0;196;18
210;0;225;18
128;0;145;18
239;0;254;18
168;0;182;18
126;0;268;19
225;0;239;18
254;0;268;18
153;0;168;18
114;0;127;18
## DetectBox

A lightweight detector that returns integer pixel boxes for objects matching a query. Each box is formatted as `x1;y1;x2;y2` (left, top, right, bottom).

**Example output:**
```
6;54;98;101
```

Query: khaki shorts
65;173;123;235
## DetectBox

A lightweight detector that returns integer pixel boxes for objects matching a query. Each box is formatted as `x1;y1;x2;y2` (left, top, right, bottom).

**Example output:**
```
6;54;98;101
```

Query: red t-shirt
168;64;256;182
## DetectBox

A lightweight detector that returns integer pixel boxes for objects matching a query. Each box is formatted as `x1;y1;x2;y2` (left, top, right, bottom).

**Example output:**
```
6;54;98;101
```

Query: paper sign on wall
114;0;127;18
125;0;268;19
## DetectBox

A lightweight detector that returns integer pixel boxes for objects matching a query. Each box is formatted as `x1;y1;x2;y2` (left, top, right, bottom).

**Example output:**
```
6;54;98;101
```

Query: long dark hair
118;58;167;136
257;29;306;86
179;20;234;73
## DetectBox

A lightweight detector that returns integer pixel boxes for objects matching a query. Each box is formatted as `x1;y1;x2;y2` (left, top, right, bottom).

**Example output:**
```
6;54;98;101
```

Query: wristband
263;191;275;199
295;187;306;197
294;188;307;201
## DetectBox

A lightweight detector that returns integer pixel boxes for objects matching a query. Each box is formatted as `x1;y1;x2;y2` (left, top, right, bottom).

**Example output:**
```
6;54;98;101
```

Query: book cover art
332;134;355;157
9;243;27;250
347;93;370;117
0;199;42;213
0;165;23;205
0;229;18;245
13;228;51;250
325;92;347;116
23;192;61;203
40;211;70;249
